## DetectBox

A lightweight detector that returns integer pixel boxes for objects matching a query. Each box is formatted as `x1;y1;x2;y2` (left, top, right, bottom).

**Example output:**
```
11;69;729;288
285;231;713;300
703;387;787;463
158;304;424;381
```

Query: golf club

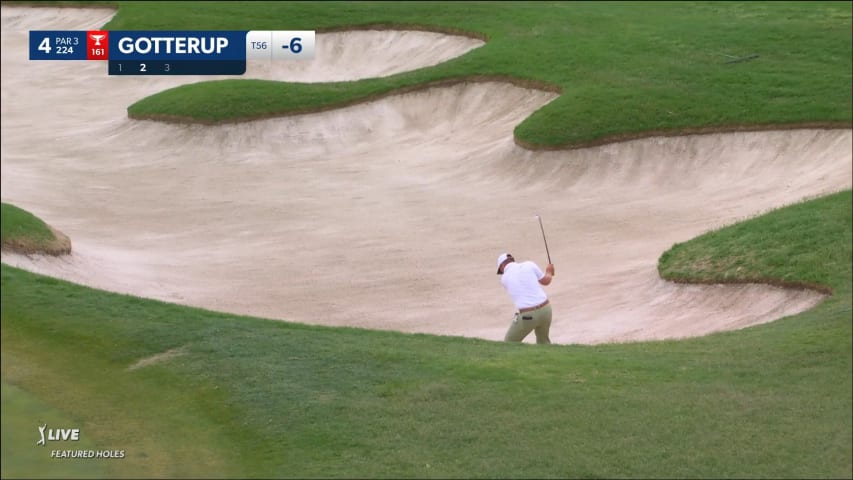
535;214;552;265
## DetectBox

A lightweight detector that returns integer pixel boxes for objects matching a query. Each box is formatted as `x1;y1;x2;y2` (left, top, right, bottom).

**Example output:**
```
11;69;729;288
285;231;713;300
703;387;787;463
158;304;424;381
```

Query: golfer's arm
539;264;555;285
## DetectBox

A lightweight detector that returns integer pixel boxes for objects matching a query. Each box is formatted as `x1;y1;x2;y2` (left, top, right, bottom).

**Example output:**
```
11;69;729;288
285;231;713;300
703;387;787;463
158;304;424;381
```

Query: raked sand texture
2;7;851;344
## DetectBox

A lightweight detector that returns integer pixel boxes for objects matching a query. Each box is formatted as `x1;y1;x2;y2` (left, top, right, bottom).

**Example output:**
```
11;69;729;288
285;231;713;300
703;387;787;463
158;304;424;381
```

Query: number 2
140;63;147;72
38;37;51;54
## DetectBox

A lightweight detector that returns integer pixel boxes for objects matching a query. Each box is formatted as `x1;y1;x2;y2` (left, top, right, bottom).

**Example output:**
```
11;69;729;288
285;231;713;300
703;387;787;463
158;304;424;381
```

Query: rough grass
1;381;110;479
1;190;851;478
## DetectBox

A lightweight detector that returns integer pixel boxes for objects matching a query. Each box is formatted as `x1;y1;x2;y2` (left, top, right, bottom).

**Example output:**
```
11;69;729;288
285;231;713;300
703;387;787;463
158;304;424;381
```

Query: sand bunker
2;7;851;344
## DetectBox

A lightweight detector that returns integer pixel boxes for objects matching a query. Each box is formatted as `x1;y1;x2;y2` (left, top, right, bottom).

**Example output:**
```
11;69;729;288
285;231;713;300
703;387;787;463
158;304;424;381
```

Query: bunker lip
661;276;834;297
2;6;851;345
0;225;72;256
516;121;853;151
128;75;561;125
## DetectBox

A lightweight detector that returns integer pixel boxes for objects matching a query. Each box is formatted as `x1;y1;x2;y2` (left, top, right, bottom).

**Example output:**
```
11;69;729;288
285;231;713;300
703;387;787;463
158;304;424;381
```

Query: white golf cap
496;253;513;274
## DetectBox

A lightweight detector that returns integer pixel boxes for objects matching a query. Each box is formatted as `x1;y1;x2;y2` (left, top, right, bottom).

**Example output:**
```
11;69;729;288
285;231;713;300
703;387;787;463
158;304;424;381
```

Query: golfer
496;253;555;344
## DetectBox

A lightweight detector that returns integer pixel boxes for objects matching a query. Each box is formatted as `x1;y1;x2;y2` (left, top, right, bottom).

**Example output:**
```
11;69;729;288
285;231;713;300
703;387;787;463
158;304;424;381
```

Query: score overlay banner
29;30;315;75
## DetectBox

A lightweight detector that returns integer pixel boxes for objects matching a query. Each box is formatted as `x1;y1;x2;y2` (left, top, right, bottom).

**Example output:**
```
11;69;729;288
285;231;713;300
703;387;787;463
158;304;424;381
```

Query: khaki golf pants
504;304;552;344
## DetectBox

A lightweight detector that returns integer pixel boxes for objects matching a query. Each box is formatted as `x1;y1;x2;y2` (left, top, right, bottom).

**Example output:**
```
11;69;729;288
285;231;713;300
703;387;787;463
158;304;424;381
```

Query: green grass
2;1;852;478
117;1;853;147
1;288;251;478
1;203;55;245
659;191;853;294
1;382;110;479
2;194;852;478
0;203;66;254
3;209;852;478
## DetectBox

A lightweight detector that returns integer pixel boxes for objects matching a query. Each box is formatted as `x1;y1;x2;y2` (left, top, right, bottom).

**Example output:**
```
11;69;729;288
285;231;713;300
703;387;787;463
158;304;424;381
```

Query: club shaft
537;216;552;264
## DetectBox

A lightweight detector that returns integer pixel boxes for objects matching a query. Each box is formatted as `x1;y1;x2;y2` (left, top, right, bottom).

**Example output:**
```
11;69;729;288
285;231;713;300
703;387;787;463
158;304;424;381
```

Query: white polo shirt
500;261;548;310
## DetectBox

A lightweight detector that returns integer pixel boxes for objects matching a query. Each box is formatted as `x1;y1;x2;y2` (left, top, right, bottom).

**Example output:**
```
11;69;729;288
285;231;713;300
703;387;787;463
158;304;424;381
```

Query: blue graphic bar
29;31;88;60
30;30;316;75
108;31;247;61
108;60;246;76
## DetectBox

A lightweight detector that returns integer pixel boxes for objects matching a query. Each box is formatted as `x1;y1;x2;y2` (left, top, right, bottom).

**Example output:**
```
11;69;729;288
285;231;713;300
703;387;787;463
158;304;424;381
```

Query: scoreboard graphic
29;30;315;75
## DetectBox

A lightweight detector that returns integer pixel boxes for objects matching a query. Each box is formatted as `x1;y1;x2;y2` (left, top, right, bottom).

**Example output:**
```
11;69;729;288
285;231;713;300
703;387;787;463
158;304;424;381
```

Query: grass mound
659;190;852;295
0;203;71;256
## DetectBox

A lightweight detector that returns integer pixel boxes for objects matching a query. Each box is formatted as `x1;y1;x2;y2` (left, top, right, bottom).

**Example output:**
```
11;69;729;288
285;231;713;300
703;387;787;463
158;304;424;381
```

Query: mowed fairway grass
2;1;852;478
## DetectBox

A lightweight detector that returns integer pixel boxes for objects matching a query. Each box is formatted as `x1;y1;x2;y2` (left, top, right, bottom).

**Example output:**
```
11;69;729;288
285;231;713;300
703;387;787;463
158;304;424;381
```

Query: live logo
47;428;80;441
87;30;108;60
